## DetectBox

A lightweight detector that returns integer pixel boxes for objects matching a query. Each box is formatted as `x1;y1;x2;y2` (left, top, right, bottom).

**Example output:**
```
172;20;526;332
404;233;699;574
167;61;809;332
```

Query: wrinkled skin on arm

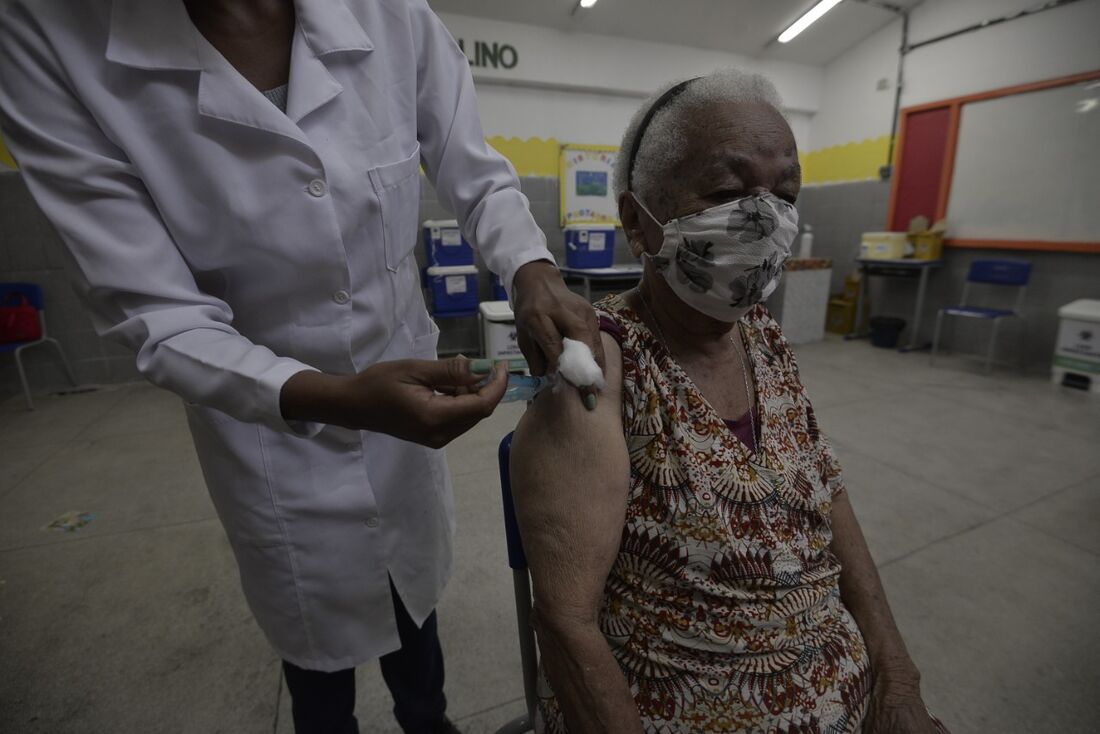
510;332;642;734
831;493;940;734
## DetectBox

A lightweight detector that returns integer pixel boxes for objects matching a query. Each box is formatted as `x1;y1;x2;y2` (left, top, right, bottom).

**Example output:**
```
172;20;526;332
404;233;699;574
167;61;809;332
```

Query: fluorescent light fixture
778;0;844;43
579;0;598;7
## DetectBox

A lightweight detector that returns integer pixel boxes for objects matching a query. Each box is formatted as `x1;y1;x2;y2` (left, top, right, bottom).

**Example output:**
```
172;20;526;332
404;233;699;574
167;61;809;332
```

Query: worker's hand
280;359;508;449
512;260;605;410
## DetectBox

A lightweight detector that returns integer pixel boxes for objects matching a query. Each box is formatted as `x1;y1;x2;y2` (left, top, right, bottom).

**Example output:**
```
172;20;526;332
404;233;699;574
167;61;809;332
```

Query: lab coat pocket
184;404;285;546
410;318;440;359
369;144;422;273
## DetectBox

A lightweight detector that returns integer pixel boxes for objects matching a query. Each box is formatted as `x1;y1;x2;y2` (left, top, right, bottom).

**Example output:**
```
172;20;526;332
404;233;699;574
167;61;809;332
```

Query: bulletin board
886;70;1100;253
559;145;620;226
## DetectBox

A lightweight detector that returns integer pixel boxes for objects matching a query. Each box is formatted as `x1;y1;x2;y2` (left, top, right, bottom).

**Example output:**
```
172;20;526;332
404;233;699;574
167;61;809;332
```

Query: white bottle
797;224;814;259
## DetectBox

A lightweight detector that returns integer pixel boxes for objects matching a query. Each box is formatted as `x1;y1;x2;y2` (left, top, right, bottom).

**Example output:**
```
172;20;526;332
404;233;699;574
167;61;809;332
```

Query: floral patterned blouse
536;295;872;734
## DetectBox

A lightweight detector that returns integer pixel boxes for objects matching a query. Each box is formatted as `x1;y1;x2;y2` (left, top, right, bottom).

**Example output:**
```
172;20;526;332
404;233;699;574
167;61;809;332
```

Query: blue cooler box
423;219;474;266
426;265;479;314
564;224;615;269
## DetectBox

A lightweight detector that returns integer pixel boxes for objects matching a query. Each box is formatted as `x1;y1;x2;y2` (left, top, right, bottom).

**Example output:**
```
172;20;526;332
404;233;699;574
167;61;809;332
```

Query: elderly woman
510;70;949;734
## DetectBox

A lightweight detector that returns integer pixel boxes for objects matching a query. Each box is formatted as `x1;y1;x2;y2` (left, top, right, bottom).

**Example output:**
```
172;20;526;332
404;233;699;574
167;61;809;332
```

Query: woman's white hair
613;69;785;207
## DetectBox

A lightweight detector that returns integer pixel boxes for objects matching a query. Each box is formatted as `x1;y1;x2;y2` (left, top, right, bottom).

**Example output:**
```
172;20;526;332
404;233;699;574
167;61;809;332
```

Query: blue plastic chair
930;260;1031;373
494;432;538;734
1;283;76;409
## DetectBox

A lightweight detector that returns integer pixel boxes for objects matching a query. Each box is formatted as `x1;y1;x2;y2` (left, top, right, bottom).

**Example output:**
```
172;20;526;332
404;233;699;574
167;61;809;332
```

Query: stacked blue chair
493;432;538;734
0;283;77;410
1;283;77;411
930;260;1031;373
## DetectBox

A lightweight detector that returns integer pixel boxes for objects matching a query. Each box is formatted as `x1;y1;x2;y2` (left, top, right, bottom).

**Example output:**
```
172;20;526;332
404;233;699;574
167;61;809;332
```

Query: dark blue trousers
282;584;447;734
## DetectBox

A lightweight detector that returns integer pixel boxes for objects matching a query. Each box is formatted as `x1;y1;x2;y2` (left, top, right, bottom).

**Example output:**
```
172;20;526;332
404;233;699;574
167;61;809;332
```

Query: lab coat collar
105;0;373;71
296;0;374;57
106;0;202;71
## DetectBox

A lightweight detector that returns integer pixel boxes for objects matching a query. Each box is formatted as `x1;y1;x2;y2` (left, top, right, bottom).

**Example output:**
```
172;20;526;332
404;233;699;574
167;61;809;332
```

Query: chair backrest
0;282;45;311
967;260;1031;286
958;260;1031;312
498;432;541;731
498;432;528;571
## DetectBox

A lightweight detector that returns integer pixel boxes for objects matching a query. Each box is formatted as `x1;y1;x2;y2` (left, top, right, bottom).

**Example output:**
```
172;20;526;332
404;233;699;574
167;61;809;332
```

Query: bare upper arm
510;331;629;624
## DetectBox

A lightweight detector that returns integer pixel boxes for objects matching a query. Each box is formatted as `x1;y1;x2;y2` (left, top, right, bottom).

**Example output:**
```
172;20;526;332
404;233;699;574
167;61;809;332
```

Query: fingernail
469;358;493;375
583;393;598;412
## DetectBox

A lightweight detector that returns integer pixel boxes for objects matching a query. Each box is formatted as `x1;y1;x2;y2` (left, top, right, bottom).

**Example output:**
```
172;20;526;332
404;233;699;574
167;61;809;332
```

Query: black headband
626;77;700;192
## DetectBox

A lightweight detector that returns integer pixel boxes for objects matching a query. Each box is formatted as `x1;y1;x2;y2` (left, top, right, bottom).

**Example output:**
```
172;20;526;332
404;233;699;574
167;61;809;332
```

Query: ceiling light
778;0;844;43
579;0;598;7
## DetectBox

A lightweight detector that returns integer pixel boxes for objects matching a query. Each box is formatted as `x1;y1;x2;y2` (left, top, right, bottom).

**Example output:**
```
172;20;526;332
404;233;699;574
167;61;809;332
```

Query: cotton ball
556;338;606;391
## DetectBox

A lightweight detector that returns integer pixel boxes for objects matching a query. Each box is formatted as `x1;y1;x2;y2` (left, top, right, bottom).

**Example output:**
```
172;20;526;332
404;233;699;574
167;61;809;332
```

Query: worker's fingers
557;306;604;412
475;360;509;404
408;357;484;389
426;362;508;436
526;313;565;376
517;327;547;377
561;304;605;373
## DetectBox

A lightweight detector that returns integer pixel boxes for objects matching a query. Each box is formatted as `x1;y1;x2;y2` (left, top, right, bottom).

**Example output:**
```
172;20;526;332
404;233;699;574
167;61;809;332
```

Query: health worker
0;1;605;732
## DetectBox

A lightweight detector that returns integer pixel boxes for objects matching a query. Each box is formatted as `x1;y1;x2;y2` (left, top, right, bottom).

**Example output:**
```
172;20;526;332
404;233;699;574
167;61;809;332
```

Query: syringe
469;358;552;402
501;373;552;403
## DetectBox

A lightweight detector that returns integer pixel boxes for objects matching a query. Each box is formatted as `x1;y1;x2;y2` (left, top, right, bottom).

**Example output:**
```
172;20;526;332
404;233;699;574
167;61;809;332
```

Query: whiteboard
945;79;1100;242
560;145;620;226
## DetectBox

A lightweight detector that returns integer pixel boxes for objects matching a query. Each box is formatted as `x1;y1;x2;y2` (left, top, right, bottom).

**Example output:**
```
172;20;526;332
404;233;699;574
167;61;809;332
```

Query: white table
848;258;945;352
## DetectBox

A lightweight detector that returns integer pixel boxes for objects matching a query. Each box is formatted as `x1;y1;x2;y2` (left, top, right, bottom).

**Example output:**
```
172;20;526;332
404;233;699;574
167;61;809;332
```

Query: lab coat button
364;517;380;528
333;290;350;305
308;179;327;197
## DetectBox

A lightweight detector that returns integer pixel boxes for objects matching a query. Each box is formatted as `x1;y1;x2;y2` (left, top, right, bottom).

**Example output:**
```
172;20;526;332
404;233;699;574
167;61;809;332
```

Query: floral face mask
637;192;799;322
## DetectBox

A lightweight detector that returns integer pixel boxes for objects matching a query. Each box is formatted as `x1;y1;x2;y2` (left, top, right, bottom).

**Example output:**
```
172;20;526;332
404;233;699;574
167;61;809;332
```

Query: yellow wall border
0;134;15;169
486;136;560;178
1;133;563;176
800;135;896;185
6;129;906;188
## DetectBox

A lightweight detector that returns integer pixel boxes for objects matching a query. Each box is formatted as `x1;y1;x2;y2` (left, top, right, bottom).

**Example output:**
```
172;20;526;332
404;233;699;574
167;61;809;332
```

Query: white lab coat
0;0;552;670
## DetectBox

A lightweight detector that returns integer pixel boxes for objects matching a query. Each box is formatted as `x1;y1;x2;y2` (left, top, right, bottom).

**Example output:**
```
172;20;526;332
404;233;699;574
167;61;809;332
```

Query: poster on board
560;145;619;226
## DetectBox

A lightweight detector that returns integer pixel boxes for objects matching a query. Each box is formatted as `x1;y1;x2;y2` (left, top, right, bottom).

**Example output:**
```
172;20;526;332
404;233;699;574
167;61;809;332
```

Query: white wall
811;0;1100;150
436;12;822;150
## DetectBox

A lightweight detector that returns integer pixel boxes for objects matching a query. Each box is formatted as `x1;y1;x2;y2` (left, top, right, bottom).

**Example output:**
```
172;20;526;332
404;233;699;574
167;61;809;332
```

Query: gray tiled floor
1;337;1098;733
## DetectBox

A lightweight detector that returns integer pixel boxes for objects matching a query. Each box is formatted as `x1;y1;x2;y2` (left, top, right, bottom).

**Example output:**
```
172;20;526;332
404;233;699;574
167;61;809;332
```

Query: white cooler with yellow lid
860;232;910;260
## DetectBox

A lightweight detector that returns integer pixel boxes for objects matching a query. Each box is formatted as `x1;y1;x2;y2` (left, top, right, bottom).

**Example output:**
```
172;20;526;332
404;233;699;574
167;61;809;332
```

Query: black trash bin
869;316;906;349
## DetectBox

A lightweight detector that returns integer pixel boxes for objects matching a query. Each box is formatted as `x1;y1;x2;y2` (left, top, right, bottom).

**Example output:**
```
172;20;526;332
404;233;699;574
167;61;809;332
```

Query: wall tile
518;177;544;202
106;356;143;383
50;330;107;363
8;168;1089;395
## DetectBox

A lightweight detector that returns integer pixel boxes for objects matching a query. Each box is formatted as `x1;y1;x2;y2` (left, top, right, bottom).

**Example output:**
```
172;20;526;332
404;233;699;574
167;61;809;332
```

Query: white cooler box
1053;299;1100;393
480;301;523;360
860;232;910;260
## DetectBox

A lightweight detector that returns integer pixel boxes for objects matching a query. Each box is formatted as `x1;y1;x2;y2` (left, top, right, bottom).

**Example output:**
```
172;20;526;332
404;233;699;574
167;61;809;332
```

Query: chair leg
930;311;945;366
985;319;1002;375
45;338;77;386
512;569;539;723
13;346;34;410
1017;317;1028;375
493;716;533;734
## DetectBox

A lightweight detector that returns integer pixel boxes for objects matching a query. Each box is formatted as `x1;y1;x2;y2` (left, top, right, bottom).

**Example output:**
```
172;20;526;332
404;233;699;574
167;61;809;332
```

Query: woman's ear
619;192;653;259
